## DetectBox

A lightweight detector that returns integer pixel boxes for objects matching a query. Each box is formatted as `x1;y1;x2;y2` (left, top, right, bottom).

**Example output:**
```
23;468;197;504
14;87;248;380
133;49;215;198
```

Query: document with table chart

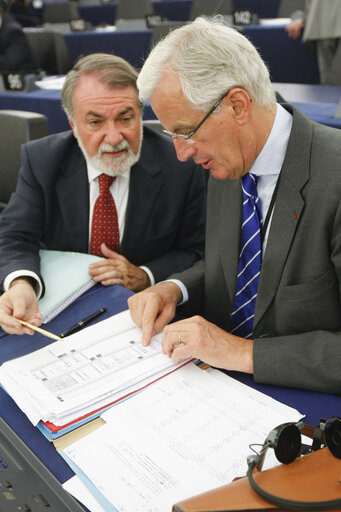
61;364;303;512
0;310;192;433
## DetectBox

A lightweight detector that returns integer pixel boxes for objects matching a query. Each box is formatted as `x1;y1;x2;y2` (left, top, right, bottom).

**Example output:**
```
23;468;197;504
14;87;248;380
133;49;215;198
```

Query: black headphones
247;417;341;511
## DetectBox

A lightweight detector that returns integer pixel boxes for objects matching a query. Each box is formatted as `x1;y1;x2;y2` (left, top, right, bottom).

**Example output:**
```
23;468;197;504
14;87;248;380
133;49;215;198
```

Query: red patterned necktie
90;173;120;256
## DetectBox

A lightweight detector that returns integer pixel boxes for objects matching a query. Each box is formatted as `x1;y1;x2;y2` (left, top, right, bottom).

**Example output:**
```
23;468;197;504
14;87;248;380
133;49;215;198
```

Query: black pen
59;308;107;338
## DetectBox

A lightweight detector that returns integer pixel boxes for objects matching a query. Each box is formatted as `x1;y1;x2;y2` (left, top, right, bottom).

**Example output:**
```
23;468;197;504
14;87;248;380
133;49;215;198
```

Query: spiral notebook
38;250;102;323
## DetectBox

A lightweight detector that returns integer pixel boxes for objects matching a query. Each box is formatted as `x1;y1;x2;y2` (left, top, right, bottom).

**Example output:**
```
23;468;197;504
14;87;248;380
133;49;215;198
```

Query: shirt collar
250;103;293;178
87;161;130;184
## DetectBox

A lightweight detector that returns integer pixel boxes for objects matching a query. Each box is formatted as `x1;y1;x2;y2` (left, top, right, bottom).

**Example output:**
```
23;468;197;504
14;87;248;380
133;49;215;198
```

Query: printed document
0;310;191;427
62;364;303;512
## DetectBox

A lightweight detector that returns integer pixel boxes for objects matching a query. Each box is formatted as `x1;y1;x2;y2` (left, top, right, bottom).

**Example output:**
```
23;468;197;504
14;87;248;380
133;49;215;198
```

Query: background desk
0;89;68;133
79;0;192;26
78;0;282;26
273;82;341;129
0;85;340;135
62;24;319;84
243;24;320;84
64;29;152;70
0;88;157;134
0;282;340;494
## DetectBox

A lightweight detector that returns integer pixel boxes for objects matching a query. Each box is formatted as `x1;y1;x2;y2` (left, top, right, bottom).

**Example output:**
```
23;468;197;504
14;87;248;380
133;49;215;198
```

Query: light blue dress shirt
173;103;293;303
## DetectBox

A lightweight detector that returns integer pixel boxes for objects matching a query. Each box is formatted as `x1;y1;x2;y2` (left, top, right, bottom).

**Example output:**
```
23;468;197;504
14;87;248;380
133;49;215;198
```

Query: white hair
137;17;276;111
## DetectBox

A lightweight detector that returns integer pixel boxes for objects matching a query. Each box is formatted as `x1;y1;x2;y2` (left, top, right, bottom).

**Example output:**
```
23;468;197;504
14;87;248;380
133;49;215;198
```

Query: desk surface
273;82;341;129
0;89;69;133
0;87;340;137
243;23;320;84
0;88;158;133
0;282;340;494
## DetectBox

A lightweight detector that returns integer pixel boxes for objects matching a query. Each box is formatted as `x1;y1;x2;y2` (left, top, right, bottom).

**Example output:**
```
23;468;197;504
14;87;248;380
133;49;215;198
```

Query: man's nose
173;138;196;162
105;123;124;145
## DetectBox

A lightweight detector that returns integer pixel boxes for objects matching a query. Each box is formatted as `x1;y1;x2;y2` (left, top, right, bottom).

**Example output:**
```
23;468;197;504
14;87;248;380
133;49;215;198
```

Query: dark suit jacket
0;127;206;288
0;12;38;73
171;105;341;394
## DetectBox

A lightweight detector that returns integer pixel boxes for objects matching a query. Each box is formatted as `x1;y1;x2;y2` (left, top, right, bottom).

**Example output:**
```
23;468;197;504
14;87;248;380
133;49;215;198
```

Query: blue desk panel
234;0;281;18
0;89;69;133
0;89;157;134
0;282;340;493
62;25;319;83
273;82;341;104
78;0;282;26
292;101;341;129
243;24;320;84
63;29;152;69
79;4;116;26
79;0;192;26
0;88;340;136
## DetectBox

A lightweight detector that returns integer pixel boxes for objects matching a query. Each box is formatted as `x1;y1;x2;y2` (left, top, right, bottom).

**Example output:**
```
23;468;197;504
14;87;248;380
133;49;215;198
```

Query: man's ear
226;88;252;125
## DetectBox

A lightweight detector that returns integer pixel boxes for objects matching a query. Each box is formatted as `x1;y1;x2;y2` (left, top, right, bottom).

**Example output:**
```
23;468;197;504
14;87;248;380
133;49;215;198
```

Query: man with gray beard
0;53;205;336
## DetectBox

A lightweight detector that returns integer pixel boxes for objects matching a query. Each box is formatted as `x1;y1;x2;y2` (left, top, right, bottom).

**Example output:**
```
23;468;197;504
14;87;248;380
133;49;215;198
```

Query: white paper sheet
63;364;303;512
63;476;108;512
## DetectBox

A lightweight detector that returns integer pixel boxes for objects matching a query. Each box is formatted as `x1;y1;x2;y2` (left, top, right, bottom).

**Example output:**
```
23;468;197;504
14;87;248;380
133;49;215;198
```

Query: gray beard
75;124;143;177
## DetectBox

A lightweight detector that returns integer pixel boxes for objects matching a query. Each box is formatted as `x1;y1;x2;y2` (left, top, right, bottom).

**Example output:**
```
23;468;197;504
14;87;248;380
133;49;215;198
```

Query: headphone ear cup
325;417;341;458
274;424;301;464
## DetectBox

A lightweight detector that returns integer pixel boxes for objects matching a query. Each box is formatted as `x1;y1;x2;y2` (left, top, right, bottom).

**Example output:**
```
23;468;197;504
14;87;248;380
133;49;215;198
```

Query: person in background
7;0;40;27
286;0;341;85
0;0;38;72
128;17;341;394
0;53;205;336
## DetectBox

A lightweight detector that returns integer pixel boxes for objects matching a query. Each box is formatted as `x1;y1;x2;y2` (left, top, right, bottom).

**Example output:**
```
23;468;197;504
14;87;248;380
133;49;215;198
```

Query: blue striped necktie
230;173;263;339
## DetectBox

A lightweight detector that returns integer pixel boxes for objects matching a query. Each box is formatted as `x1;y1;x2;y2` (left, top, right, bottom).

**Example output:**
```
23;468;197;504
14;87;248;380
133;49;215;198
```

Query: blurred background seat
116;0;154;30
43;1;80;23
143;119;163;132
189;0;233;21
277;0;305;18
0;110;50;210
24;28;73;75
42;1;92;32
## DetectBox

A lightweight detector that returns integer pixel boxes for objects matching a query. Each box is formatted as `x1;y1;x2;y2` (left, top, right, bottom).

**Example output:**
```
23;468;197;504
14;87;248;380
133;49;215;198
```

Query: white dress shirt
4;162;155;297
173;103;293;303
87;164;155;287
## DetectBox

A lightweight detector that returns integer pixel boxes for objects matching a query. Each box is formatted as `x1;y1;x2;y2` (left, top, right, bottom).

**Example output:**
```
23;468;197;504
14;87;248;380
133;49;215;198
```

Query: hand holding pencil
0;277;42;336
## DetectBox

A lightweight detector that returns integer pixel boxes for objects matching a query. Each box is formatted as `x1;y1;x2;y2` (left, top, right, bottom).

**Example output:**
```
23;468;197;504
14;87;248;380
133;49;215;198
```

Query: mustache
99;141;130;156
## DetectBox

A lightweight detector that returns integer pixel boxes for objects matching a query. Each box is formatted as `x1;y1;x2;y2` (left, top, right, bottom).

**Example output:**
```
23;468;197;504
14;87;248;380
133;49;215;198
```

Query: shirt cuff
139;266;155;287
166;279;188;305
3;270;43;299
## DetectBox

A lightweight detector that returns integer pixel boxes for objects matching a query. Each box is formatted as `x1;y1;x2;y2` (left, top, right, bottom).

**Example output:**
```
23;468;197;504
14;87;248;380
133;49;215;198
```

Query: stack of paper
0;310;192;439
59;364;303;512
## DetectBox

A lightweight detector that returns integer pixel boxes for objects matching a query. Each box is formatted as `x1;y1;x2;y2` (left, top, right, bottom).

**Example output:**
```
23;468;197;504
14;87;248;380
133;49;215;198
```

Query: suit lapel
254;106;313;329
55;142;89;253
217;178;242;306
121;145;163;256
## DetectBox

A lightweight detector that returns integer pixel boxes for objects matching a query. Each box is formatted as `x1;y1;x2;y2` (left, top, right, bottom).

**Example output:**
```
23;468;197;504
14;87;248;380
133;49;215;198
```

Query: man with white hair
128;18;341;394
0;53;206;336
